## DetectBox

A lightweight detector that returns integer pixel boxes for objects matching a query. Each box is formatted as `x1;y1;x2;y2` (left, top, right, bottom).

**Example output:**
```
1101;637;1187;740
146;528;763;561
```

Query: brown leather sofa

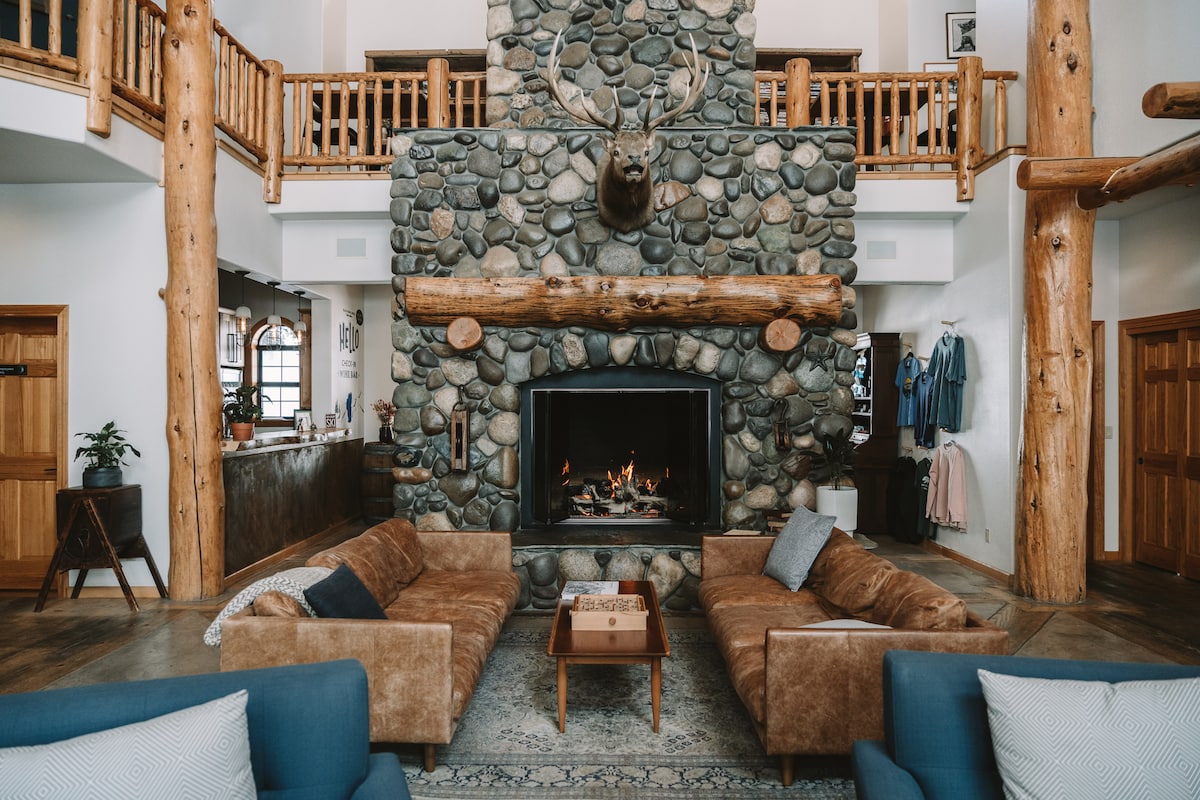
219;519;520;772
699;531;1009;786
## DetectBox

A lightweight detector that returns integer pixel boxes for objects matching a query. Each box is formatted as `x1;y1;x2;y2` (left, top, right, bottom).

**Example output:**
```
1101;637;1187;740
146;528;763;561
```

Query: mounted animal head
546;30;710;233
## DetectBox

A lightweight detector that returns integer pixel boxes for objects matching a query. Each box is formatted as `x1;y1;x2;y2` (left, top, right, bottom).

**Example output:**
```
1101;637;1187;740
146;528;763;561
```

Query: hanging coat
926;441;968;531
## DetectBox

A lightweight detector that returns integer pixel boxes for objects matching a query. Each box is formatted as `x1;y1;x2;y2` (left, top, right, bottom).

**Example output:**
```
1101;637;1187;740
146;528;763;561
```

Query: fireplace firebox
520;369;721;529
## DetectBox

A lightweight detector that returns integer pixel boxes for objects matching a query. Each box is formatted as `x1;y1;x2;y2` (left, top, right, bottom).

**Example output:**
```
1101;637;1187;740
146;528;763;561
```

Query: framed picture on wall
946;12;977;58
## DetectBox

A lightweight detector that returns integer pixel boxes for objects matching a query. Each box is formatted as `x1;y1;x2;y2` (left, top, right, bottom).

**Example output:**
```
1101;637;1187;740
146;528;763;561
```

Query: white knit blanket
203;566;332;646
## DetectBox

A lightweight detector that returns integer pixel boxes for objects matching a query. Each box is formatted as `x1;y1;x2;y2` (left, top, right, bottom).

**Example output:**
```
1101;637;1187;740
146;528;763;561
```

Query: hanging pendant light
293;290;308;345
266;281;282;328
234;270;252;338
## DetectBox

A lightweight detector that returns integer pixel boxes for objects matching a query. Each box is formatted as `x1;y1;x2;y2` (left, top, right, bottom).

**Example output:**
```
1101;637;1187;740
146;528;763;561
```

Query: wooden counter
222;433;363;577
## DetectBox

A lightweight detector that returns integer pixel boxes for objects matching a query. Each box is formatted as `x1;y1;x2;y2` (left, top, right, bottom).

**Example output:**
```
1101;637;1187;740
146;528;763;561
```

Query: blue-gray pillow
303;563;388;619
763;506;837;591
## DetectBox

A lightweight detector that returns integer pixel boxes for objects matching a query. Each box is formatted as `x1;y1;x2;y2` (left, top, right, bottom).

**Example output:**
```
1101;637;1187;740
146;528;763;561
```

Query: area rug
400;618;856;799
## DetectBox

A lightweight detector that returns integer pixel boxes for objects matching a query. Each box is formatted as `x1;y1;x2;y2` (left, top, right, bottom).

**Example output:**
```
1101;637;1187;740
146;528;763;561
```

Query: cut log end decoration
759;318;803;353
446;316;484;352
405;275;844;331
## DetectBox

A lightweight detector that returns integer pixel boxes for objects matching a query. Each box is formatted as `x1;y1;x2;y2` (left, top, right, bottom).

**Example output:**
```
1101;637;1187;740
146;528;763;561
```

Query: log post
262;59;284;203
163;0;224;600
955;56;983;201
427;57;451;128
784;58;811;127
77;0;114;137
1016;0;1096;604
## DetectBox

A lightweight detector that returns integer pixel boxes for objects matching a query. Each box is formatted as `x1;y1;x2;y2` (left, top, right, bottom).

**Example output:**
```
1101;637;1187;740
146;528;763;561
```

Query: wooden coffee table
547;580;670;732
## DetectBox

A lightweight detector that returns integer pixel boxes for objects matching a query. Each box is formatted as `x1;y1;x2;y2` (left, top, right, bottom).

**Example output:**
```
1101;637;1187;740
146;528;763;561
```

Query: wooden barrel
362;442;397;524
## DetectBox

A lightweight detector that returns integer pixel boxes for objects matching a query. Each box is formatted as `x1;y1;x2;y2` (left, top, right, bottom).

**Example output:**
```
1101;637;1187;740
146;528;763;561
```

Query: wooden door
1128;318;1200;579
0;307;68;590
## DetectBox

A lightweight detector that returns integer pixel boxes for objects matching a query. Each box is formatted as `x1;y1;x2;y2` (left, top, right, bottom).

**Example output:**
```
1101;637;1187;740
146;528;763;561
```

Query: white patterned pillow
204;566;332;646
0;690;256;799
978;670;1200;800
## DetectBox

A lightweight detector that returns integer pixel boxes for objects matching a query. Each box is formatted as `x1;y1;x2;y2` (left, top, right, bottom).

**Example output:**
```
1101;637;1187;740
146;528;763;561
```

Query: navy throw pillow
303;563;387;619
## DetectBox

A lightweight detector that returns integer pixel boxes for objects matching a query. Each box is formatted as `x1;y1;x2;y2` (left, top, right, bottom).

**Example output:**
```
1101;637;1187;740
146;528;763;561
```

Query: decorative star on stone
808;341;835;372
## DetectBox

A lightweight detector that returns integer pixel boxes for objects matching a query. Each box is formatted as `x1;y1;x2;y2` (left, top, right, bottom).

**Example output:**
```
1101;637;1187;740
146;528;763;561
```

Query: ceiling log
1076;132;1200;209
1142;81;1200;120
404;275;843;332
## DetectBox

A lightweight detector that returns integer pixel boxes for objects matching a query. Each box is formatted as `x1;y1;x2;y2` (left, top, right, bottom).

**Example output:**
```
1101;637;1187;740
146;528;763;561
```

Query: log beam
1017;157;1139;190
1076;132;1200;210
1016;0;1095;604
163;0;224;600
404;275;843;331
1142;82;1200;120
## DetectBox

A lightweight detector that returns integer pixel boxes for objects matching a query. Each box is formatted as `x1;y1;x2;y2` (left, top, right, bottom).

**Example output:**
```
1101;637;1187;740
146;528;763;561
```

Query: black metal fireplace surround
519;368;722;543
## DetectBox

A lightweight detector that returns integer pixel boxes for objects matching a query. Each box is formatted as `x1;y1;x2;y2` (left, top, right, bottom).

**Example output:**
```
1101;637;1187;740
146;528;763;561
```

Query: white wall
342;0;487;67
0;183;171;588
212;0;325;72
361;284;397;439
1116;193;1200;320
311;283;367;438
862;161;1022;573
754;1;882;69
1093;0;1200;158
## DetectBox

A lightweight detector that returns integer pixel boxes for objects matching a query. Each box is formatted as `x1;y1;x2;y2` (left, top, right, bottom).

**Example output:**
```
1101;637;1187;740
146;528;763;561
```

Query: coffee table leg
557;657;567;732
651;657;662;733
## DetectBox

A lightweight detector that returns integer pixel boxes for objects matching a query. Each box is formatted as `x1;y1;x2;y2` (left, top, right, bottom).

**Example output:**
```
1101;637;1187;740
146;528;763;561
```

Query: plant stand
34;485;167;612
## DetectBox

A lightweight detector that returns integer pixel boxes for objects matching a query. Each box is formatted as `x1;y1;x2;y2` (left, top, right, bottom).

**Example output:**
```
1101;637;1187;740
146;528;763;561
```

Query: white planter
816;485;859;534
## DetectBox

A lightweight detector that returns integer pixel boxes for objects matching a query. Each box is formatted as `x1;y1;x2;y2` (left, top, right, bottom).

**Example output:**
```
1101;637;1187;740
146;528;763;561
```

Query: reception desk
222;430;363;577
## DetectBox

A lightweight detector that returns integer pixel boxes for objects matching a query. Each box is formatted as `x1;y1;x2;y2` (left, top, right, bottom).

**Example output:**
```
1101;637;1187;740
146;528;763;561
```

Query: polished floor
2;522;1199;696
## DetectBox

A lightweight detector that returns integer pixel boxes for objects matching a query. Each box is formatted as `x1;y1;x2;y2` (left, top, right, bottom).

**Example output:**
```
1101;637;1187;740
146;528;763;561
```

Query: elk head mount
546;30;710;233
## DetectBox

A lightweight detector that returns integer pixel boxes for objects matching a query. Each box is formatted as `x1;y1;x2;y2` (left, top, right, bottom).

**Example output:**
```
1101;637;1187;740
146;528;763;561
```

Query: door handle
1137;458;1145;465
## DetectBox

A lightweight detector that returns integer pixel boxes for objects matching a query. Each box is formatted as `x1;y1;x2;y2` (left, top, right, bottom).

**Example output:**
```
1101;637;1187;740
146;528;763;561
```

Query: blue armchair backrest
882;650;1200;800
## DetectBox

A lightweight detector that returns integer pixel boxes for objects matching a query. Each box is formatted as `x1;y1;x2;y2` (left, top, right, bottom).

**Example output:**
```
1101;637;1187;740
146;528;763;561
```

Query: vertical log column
784;58;812;127
163;0;225;600
77;0;114;136
1016;0;1096;603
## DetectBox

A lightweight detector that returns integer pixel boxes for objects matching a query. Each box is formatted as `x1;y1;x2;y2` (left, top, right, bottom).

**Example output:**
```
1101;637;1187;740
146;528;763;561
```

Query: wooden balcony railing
0;2;1018;202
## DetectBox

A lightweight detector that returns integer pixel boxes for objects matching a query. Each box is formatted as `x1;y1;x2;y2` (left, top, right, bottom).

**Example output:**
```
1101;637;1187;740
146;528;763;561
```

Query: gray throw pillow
763;506;837;591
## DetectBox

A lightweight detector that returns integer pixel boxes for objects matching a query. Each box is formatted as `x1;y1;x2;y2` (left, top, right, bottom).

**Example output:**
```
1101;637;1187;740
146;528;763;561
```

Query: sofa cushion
0;690;255;799
811;541;899;616
252;590;307;617
763;507;837;591
305;564;388;619
978;670;1200;800
868;569;967;629
700;573;821;612
306;519;424;607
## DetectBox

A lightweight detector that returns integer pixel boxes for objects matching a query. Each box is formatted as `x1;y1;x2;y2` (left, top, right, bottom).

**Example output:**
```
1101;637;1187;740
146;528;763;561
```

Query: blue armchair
0;659;411;799
852;649;1200;800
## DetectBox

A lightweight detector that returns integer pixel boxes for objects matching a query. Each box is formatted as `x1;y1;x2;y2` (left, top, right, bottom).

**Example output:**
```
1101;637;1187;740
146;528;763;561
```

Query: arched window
255;324;301;420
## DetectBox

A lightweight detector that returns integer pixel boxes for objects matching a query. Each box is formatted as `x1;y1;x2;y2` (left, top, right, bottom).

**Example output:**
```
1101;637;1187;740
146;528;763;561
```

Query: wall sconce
266;281;282;328
293;290;308;346
234;270;252;340
450;400;470;472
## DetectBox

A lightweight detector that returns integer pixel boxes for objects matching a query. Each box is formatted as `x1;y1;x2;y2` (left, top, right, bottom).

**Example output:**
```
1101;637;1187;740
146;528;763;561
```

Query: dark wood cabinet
852;333;900;537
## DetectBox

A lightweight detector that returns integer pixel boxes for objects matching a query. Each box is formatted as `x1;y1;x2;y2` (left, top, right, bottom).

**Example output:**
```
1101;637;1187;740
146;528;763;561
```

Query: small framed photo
293;408;312;431
946;12;976;59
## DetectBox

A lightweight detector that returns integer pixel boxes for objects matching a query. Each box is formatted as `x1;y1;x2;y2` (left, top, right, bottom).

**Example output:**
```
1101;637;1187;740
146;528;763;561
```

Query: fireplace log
758;318;803;353
405;275;843;331
446;316;484;352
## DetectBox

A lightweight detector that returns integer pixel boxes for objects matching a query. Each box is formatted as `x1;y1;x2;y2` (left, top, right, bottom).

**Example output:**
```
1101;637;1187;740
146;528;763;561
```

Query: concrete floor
3;527;1198;697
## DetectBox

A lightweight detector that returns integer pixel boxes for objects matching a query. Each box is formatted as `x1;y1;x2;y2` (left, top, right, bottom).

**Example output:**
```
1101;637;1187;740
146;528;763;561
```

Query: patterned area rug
400;618;856;799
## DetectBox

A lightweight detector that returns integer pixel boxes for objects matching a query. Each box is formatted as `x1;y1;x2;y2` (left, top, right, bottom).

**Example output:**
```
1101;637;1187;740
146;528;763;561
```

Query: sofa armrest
852;740;926;800
353;753;413;800
417;530;512;571
220;612;456;745
700;534;774;578
761;626;1009;755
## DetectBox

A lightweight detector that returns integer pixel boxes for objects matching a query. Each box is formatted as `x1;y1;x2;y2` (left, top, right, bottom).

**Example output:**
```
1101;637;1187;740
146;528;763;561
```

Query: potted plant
371;398;396;444
224;385;266;441
811;427;860;539
74;421;141;488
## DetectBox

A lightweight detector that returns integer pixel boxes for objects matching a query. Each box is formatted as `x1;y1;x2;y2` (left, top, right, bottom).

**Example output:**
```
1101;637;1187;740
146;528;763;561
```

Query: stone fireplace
386;0;860;607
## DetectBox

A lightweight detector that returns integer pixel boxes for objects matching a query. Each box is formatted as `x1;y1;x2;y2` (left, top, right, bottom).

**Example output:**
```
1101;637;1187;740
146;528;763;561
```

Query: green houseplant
74;421;141;488
811;426;861;539
224;385;266;441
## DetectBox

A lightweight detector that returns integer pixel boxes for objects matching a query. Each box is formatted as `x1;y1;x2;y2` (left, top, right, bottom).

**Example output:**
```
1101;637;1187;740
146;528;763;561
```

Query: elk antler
546;30;620;131
643;35;710;133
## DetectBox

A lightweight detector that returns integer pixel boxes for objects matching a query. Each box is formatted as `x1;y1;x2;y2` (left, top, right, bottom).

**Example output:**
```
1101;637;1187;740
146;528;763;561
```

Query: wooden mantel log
404;275;844;331
1142;82;1200;119
1076;132;1200;210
